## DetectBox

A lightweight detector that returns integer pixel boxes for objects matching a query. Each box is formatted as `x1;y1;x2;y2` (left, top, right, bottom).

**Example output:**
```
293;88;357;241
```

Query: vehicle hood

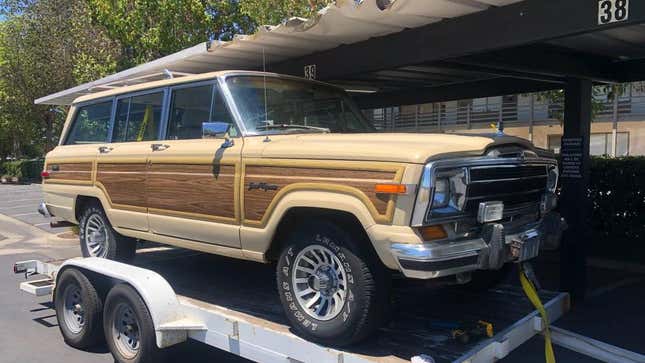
257;133;538;164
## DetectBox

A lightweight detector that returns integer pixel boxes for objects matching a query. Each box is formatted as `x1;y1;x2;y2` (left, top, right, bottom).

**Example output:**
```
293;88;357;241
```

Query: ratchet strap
519;264;556;363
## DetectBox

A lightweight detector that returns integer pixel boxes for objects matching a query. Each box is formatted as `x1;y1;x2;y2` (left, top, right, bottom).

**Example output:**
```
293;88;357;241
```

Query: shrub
2;159;45;181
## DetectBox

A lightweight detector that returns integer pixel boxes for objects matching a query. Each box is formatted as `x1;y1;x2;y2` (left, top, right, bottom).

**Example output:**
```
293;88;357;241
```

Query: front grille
465;163;548;218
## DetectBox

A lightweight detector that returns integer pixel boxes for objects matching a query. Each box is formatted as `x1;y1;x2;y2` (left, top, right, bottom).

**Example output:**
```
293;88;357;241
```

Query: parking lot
0;184;644;363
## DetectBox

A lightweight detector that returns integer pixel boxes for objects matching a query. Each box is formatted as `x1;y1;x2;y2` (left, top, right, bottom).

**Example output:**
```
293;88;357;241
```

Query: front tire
276;221;389;346
79;203;136;262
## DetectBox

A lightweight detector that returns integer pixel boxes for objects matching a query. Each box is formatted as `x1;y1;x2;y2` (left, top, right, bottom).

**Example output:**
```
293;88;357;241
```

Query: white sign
304;64;316;80
598;0;629;25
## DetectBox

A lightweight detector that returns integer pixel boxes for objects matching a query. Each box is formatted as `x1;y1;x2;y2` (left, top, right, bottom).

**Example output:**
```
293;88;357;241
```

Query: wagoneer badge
248;182;278;191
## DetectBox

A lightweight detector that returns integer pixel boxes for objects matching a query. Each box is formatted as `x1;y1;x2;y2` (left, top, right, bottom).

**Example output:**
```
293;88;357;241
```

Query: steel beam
270;0;645;82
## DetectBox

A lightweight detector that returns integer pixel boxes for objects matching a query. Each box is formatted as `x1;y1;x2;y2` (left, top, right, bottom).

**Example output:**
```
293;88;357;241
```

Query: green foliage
533;84;628;121
87;0;256;68
239;0;330;25
2;159;44;180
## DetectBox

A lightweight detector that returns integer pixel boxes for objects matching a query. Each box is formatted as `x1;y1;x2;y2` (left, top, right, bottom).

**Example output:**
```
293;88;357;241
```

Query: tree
0;0;119;158
239;0;331;25
86;0;256;69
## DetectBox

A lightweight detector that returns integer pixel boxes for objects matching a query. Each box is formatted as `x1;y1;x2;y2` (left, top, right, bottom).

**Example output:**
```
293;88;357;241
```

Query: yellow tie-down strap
519;265;556;363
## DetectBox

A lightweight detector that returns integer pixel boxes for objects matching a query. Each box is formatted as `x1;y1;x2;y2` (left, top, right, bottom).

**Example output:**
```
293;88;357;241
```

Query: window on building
112;91;164;142
548;133;629;156
66;101;113;144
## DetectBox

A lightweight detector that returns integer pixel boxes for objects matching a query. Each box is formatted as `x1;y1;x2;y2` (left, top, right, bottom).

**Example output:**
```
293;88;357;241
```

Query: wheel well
74;195;102;221
265;207;375;262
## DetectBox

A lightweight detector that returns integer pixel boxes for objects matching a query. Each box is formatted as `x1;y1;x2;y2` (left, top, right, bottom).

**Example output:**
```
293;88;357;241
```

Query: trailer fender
58;257;198;348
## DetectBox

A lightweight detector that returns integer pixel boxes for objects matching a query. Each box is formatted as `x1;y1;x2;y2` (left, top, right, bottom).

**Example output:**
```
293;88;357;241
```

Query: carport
35;0;645;302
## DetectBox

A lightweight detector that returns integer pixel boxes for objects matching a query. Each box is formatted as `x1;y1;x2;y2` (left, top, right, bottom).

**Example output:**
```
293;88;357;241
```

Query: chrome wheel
84;214;108;258
62;284;85;334
292;245;348;321
112;303;140;359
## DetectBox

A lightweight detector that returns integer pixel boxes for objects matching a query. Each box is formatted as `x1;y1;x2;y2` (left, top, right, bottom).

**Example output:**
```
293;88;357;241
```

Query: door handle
98;146;113;154
151;143;170;151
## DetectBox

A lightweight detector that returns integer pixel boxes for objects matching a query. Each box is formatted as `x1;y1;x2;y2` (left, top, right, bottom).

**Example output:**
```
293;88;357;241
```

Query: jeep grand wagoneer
40;71;562;345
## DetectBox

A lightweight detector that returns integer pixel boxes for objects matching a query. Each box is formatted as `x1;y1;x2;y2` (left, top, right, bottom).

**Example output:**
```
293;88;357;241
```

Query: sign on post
598;0;629;25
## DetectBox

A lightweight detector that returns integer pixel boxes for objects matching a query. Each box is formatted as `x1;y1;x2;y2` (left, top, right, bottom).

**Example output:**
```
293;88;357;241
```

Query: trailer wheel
79;203;136;262
104;284;162;363
276;220;389;346
54;268;103;349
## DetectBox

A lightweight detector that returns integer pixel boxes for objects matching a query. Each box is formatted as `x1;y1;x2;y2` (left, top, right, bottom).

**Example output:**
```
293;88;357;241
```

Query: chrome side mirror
202;121;234;148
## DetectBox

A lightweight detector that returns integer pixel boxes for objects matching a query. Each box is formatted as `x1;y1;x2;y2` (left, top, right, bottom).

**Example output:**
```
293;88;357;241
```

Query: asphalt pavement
0;183;643;363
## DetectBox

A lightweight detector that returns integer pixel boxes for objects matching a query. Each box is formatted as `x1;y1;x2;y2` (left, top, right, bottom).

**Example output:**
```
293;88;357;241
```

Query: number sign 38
598;0;629;25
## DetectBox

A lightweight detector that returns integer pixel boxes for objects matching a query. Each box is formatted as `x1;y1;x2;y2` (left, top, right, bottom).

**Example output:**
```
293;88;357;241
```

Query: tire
79;203;136;262
54;268;103;349
104;284;162;363
465;264;514;291
276;220;389;346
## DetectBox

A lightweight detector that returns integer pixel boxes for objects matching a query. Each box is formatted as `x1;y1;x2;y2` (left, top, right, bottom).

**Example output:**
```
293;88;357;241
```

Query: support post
611;90;619;157
529;94;535;142
559;78;592;302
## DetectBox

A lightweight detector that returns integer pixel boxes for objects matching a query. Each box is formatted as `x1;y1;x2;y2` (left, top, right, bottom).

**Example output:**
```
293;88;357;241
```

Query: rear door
95;89;166;232
146;80;242;248
43;100;112;221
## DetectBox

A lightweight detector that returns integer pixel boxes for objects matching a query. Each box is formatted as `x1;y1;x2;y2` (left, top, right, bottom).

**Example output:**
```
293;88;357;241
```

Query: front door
95;89;166;232
146;81;242;248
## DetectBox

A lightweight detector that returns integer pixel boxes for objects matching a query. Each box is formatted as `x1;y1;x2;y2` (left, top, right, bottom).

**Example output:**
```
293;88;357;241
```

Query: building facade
366;82;645;157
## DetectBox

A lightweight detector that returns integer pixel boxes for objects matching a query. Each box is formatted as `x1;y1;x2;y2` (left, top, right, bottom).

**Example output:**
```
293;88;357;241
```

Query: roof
36;0;524;105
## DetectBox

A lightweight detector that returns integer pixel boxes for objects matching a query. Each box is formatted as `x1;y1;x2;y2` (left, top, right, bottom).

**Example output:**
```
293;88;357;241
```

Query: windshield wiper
261;123;330;133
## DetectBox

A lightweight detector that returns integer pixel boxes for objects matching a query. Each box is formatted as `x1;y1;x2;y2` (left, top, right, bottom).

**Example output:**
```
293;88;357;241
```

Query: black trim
399;255;479;272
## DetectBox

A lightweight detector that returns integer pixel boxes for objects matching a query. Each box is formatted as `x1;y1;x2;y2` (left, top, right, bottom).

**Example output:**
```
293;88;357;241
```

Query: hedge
589;156;645;251
1;159;44;181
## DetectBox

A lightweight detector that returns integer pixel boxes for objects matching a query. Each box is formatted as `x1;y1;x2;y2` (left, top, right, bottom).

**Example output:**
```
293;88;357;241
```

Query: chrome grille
465;164;548;216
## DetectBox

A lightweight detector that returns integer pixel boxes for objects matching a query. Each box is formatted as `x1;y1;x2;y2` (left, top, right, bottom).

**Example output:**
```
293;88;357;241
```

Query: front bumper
390;213;565;279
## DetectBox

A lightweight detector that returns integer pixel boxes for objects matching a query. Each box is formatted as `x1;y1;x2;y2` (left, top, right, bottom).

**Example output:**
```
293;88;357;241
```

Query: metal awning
35;0;523;105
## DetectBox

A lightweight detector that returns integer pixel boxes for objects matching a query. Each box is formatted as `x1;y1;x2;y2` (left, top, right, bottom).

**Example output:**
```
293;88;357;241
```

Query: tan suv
40;71;562;345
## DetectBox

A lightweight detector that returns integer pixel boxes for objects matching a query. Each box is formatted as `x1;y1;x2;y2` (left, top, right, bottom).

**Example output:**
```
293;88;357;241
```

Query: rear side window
112;91;164;142
65;101;113;144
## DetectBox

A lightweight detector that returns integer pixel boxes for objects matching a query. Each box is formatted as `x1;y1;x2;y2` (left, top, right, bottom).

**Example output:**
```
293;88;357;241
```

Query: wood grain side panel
96;163;147;207
146;164;236;219
244;166;397;222
47;162;93;182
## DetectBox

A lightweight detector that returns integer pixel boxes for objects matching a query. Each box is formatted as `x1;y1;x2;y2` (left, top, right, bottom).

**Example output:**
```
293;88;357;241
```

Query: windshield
225;75;376;134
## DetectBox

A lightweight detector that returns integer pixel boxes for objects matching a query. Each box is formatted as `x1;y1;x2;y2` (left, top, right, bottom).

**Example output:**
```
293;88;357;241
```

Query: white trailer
12;255;643;363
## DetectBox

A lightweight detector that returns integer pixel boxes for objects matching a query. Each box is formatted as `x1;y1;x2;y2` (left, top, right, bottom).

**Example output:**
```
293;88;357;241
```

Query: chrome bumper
37;202;52;218
391;213;565;279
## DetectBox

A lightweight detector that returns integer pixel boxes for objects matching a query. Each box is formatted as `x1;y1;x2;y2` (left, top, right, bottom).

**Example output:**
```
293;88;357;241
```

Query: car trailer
13;255;641;363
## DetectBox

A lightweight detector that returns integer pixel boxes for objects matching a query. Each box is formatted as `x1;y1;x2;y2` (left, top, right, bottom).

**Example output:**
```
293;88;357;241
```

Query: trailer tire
104;284;162;363
54;268;103;349
276;220;389;346
79;203;136;262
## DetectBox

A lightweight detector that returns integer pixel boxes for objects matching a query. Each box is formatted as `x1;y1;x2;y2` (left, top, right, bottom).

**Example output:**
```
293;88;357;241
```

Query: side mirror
202;121;235;148
202;121;230;138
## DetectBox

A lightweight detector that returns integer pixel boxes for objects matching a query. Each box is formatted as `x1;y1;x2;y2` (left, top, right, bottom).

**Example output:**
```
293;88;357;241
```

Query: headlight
430;168;467;217
411;165;468;227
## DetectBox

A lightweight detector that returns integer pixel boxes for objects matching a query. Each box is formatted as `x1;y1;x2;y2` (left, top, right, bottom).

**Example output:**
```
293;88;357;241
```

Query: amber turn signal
374;183;407;194
419;225;447;241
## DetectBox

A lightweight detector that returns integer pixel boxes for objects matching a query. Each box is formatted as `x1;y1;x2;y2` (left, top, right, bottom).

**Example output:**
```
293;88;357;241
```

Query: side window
166;84;237;140
65;101;113;145
112;91;164;142
167;85;213;140
211;85;238;137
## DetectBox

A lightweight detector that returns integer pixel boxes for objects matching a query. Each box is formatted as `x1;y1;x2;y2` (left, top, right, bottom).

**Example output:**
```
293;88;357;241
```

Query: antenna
263;48;269;132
